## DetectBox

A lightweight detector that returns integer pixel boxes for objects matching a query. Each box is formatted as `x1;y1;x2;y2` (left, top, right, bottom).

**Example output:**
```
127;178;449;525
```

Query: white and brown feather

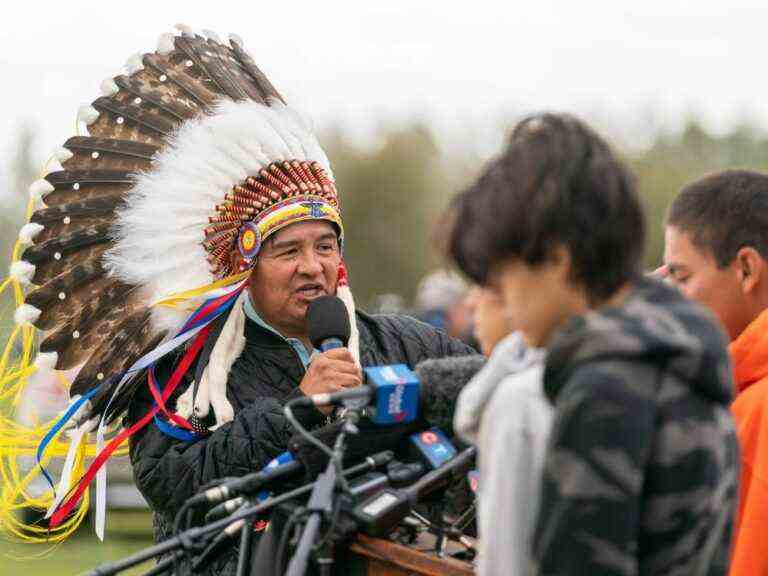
22;30;288;423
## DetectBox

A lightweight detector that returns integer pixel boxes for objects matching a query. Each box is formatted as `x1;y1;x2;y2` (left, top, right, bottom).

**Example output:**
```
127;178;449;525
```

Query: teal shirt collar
243;291;317;369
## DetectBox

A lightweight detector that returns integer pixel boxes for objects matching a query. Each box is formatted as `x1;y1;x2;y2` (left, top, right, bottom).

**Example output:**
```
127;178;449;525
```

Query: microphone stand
235;515;254;576
285;409;359;576
88;448;391;576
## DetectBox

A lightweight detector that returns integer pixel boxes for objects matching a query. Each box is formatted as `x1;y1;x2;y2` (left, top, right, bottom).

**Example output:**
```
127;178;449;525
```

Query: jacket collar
243;291;316;368
730;307;768;393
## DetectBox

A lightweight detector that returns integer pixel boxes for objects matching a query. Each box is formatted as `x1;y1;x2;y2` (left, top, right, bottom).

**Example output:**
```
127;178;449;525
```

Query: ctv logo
420;431;438;445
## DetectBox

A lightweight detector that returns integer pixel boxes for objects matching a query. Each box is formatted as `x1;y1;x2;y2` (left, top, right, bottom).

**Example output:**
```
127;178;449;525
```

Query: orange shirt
729;308;768;576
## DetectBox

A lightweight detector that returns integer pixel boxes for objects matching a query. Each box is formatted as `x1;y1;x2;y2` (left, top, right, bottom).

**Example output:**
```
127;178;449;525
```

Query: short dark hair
667;170;768;267
445;113;645;303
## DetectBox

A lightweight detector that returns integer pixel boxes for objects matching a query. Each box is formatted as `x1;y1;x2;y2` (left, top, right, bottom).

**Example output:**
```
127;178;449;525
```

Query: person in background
449;113;738;575
437;188;550;576
663;170;768;576
414;269;477;347
464;286;510;357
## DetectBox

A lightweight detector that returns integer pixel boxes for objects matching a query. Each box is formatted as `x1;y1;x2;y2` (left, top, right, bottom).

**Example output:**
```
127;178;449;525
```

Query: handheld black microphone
307;295;350;352
301;296;421;424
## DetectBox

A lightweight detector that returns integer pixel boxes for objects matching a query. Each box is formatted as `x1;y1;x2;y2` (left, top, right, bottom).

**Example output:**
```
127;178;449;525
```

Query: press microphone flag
291;363;419;425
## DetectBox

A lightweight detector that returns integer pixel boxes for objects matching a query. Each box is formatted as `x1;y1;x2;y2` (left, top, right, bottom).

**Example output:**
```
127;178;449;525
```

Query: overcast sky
1;0;767;170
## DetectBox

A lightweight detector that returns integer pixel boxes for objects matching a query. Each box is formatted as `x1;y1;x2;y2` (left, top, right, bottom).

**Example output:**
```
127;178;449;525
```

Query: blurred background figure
464;286;511;357
370;293;407;314
442;184;550;576
414;269;477;347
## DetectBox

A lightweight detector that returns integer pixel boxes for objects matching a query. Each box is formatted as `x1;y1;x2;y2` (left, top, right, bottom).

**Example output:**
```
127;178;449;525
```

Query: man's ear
230;249;254;275
735;246;765;294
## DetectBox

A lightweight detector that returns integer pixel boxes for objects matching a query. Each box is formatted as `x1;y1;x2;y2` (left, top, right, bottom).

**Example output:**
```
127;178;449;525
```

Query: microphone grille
307;295;351;349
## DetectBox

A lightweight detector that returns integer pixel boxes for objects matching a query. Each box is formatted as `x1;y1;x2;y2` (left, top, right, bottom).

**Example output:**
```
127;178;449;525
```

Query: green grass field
1;511;156;576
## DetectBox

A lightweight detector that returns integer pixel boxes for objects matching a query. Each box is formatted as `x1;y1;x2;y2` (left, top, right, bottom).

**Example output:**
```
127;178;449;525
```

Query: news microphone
205;496;246;523
346;461;426;500
291;363;420;425
188;453;301;506
293;353;483;430
193;451;397;572
307;295;350;352
294;353;484;431
414;354;485;432
352;446;477;537
289;417;423;476
408;427;458;470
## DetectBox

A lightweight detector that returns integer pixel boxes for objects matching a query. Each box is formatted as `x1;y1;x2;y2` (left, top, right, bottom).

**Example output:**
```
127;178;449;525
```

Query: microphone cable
274;507;309;576
284;397;357;495
284;397;335;460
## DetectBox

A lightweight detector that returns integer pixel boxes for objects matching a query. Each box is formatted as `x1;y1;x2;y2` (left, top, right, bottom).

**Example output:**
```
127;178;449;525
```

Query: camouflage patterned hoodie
532;278;739;576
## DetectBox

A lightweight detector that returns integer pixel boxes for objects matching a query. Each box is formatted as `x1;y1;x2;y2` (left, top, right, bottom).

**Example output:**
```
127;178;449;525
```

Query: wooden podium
342;533;475;576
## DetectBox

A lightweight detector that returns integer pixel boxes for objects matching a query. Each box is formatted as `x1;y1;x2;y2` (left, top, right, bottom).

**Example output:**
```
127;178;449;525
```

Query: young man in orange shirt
664;170;768;576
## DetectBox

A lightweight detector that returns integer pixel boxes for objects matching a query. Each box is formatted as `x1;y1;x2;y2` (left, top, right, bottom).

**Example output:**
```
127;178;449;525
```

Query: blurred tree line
2;119;768;312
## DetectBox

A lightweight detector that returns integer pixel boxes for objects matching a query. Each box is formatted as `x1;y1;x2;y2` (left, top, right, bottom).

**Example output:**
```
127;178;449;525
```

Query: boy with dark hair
664;169;768;576
447;113;738;575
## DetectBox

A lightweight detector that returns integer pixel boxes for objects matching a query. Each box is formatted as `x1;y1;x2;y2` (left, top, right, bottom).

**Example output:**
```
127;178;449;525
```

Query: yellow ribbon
151;270;250;309
0;154;118;543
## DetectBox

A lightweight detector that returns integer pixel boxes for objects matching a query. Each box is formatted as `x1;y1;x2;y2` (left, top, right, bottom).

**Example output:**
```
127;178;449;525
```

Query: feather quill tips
156;33;175;56
175;23;194;36
201;29;221;43
125;53;144;74
28;180;53;202
77;105;100;126
34;352;58;371
9;260;36;285
18;222;44;244
99;78;119;97
54;147;74;163
15;304;41;326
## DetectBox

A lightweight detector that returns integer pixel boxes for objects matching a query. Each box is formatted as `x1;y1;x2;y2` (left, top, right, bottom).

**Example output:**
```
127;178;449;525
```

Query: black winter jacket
126;310;474;574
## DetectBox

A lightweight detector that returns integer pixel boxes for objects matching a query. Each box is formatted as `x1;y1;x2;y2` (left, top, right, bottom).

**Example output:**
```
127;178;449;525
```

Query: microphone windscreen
307;295;351;349
415;354;486;432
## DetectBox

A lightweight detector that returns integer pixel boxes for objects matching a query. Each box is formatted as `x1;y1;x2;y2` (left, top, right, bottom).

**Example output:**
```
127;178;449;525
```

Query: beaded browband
204;160;343;277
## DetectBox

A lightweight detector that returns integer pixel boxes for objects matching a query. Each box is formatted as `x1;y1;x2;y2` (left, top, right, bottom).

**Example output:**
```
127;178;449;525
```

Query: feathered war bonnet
13;25;360;521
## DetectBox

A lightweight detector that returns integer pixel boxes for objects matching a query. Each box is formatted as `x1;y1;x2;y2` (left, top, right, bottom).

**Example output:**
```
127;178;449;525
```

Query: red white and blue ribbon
42;278;248;535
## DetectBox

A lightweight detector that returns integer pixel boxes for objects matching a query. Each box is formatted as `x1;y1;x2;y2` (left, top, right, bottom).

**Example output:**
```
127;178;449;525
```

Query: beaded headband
203;160;343;277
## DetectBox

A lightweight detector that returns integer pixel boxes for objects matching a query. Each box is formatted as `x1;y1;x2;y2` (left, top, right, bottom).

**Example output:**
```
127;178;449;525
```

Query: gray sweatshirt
454;332;550;576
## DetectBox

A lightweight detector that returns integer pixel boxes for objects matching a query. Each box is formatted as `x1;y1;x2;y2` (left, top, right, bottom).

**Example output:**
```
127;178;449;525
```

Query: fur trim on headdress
34;351;59;370
337;262;360;366
177;290;247;428
28;180;53;203
15;304;41;325
10;260;36;285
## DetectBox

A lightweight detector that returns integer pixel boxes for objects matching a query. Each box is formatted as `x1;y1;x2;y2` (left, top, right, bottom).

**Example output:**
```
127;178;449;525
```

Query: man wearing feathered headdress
11;26;475;573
